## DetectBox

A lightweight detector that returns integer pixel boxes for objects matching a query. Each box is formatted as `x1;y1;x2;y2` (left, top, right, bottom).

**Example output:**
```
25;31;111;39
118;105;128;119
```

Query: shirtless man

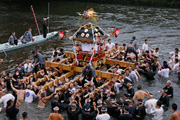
37;89;54;108
20;112;28;120
10;80;26;101
132;85;148;103
120;44;126;52
48;106;64;120
169;103;180;120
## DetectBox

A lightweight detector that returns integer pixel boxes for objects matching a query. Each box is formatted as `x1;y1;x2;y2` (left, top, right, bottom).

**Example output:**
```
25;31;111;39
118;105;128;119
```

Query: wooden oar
2;49;7;57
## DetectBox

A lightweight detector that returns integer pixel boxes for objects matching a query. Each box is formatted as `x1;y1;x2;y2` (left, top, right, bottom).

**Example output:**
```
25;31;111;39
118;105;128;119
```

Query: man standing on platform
82;64;96;87
32;51;47;75
124;36;138;62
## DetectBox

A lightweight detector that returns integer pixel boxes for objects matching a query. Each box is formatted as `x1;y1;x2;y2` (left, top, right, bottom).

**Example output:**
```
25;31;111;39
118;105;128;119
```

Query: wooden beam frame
106;59;135;68
43;70;74;90
41;50;135;90
45;61;73;71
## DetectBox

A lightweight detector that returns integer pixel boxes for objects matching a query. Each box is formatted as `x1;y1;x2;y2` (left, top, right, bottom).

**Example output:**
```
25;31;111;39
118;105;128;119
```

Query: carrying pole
2;49;7;57
48;2;50;33
30;5;41;35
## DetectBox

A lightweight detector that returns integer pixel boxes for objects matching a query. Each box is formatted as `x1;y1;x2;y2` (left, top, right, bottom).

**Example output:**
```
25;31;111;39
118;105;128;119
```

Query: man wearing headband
48;106;64;120
145;93;157;114
127;82;134;98
96;106;110;120
119;105;133;119
123;93;131;106
163;80;173;98
86;98;92;105
97;99;103;111
107;99;117;118
159;89;169;108
8;32;18;45
128;100;136;118
136;99;146;120
67;102;81;120
82;102;97;120
51;94;64;111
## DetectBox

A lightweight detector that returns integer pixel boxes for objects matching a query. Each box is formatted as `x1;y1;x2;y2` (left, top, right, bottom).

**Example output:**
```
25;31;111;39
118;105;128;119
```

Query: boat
0;31;58;54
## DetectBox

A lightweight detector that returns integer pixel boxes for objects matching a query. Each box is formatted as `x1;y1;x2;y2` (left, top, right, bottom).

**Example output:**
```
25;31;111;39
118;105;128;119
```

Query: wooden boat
0;31;58;54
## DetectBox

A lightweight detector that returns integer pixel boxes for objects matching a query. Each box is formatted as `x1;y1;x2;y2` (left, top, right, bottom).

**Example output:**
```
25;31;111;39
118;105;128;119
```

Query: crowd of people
0;36;180;120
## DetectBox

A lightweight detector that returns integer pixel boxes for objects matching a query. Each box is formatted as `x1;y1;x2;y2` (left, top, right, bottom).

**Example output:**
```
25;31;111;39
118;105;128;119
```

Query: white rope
98;26;108;37
72;40;79;65
70;26;83;66
89;23;95;65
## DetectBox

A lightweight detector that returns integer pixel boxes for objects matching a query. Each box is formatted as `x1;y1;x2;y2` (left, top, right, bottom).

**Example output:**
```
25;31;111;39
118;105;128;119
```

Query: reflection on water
0;1;180;120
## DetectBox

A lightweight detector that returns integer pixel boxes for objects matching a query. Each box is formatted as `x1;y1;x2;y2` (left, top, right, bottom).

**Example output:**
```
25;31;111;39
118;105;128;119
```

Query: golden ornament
84;29;88;33
81;33;85;37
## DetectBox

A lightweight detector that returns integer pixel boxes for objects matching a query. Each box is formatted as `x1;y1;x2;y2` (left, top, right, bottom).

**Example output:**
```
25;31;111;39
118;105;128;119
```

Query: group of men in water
0;36;180;120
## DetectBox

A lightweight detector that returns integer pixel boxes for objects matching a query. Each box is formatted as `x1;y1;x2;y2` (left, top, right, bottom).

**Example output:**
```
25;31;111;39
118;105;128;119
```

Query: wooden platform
39;50;135;90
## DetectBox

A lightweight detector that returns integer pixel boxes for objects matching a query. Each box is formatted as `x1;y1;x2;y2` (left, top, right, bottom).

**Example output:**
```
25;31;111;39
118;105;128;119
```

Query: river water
0;1;180;120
